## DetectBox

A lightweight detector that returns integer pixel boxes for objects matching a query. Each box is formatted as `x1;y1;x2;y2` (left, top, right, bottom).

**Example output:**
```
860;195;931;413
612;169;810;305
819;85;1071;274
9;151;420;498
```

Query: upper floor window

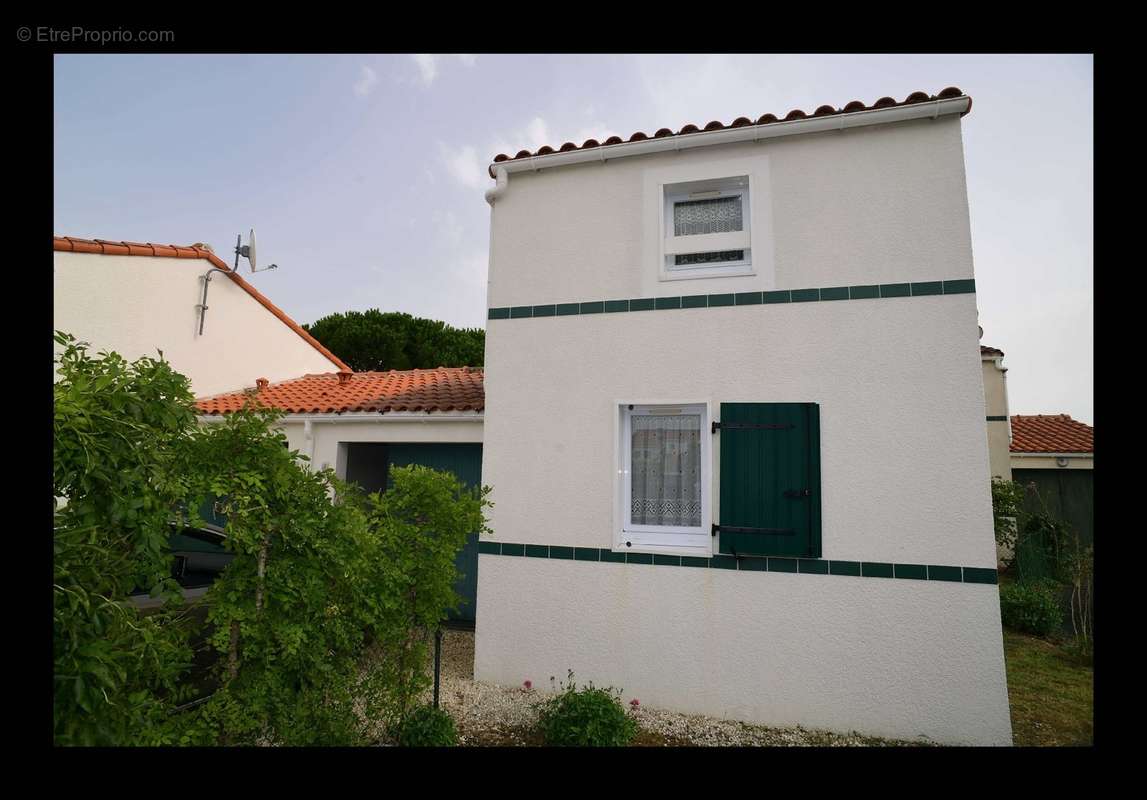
662;176;752;278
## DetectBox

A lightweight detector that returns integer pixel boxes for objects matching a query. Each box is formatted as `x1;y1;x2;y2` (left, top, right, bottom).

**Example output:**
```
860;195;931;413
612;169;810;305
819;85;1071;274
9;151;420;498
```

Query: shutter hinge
711;524;797;537
712;421;795;433
783;488;812;498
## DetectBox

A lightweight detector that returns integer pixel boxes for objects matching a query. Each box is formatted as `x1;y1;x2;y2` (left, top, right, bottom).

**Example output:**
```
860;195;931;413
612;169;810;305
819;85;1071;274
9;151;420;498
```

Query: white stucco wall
476;113;1012;744
274;415;484;475
982;357;1012;480
53;252;339;397
1010;454;1093;471
488;117;974;307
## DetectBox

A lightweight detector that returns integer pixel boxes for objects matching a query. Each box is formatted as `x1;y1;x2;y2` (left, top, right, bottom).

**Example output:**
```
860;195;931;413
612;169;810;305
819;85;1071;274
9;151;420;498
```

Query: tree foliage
303;309;484;372
53;332;199;745
53;332;492;746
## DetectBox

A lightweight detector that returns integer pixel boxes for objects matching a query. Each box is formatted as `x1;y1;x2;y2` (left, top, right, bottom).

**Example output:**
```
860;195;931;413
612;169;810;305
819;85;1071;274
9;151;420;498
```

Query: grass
1003;629;1092;746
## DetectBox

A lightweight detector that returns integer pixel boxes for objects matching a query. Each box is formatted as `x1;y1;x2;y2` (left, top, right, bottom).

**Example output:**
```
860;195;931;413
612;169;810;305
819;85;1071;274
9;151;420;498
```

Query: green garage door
346;442;483;625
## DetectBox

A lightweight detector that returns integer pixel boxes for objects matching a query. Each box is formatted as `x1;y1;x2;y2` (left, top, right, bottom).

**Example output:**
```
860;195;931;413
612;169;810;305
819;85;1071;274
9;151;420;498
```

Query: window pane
674;249;745;267
631;414;702;527
673;196;742;236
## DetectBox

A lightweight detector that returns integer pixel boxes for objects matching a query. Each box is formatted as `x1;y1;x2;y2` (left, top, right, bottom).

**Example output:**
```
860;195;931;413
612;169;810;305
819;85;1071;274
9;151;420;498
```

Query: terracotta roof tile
1010;414;1093;454
981;345;1004;357
195;368;484;416
54;235;350;372
489;88;971;177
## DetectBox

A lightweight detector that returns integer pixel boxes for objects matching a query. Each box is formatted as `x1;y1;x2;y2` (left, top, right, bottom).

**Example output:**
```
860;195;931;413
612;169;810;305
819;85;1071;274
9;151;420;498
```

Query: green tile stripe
478;543;995;584
488;279;974;320
986;415;1008;422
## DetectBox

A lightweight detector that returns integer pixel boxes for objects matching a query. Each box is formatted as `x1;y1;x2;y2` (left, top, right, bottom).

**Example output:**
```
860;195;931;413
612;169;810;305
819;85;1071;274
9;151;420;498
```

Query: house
474;88;1012;745
981;343;1012;480
1010;414;1093;546
977;343;1094;550
195;368;485;624
53;237;349;397
54;234;351;602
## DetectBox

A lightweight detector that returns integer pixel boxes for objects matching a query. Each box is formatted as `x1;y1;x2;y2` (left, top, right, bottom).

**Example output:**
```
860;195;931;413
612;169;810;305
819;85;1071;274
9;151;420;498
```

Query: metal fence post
433;627;442;709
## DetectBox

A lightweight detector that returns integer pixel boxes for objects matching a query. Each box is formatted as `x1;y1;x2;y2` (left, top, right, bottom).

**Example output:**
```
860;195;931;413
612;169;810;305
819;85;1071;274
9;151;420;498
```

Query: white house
981;343;1012;480
195;368;486;623
53;236;349;397
474;88;1013;745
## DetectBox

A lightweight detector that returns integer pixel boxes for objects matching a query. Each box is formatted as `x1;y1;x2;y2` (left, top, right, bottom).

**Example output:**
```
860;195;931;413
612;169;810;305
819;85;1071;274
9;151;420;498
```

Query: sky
53;53;1093;424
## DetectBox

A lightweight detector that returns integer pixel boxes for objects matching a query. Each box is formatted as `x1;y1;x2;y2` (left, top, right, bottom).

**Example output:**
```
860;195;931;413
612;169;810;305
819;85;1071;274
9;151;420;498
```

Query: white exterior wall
1010;453;1093;471
477;115;1012;745
53;252;339;397
982;356;1012;480
273;415;484;475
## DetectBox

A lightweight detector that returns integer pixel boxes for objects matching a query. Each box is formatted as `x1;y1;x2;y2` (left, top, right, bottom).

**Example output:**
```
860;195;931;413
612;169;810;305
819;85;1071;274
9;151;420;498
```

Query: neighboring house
977;342;1094;552
475;88;1012;745
53;236;349;397
981;343;1012;480
1010;414;1094;546
195;368;485;624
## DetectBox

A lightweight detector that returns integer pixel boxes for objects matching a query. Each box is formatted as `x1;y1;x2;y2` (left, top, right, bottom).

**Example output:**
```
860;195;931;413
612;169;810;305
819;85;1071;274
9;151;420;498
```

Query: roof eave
487;95;971;179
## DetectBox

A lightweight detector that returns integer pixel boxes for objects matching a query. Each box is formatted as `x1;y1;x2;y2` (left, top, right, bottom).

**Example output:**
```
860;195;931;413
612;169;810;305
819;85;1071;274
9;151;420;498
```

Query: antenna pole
233;233;242;272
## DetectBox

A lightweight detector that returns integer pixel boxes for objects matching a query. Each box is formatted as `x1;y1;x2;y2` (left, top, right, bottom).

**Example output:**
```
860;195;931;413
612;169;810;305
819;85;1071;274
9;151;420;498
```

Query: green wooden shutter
717;402;821;558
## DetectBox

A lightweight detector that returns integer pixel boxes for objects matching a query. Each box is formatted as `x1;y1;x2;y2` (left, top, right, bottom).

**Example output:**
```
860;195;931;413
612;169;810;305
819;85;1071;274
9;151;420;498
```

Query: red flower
630;698;640;708
523;680;533;690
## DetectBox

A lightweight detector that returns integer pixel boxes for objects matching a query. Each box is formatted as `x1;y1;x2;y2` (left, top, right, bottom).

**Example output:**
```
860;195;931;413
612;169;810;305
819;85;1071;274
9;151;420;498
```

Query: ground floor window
619;403;711;554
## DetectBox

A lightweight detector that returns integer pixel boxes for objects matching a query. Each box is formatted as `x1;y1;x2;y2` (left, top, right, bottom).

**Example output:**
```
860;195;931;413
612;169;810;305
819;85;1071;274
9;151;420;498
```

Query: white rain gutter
484;166;509;205
1011;452;1093;459
485;96;970;195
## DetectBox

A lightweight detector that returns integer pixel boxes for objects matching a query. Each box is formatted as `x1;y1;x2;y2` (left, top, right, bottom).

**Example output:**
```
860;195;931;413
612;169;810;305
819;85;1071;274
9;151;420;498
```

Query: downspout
484;165;508;206
303;419;315;463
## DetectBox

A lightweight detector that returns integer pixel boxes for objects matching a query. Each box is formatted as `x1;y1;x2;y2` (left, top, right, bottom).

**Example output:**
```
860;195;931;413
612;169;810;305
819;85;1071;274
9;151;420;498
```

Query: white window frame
660;176;754;280
617;402;712;556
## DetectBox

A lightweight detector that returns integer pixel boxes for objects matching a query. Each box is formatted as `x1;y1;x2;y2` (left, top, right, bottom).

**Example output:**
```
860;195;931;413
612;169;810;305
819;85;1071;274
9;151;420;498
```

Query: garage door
345;442;483;625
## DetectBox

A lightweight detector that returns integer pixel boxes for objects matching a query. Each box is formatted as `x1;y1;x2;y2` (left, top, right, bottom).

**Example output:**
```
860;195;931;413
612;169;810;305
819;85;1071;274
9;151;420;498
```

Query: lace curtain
630;414;702;527
673;195;743;236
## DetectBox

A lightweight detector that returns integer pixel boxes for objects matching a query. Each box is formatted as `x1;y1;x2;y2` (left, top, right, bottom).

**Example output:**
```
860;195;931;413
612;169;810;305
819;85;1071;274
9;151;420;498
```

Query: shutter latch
783;488;812;498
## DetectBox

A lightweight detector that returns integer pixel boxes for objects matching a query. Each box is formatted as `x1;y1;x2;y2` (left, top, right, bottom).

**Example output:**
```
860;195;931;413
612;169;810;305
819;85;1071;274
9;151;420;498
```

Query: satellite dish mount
196;228;281;336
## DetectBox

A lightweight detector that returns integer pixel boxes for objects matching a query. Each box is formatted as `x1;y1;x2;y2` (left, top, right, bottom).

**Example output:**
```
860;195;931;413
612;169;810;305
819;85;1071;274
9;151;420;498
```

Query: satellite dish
246;228;257;272
232;228;277;275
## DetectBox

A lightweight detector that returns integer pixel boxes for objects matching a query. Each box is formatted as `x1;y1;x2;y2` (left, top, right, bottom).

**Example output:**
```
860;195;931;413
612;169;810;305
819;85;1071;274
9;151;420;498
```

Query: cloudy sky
54;54;1092;423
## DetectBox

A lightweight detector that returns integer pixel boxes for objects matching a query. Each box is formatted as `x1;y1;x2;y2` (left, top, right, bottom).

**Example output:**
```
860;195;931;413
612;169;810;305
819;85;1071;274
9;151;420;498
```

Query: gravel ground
416;629;930;747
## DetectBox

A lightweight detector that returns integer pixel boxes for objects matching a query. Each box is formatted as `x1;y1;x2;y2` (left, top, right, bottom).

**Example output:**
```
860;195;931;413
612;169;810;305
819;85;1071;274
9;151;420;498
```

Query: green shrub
395;705;458;747
1000;579;1064;637
538;672;638;747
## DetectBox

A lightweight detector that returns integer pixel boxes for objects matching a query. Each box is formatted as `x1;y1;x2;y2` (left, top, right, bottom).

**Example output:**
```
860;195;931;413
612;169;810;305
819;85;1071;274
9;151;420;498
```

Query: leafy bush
538;672;638;747
1000;579;1064;637
991;478;1025;564
54;332;198;745
395;705;458;747
182;418;490;746
355;465;491;731
53;331;493;746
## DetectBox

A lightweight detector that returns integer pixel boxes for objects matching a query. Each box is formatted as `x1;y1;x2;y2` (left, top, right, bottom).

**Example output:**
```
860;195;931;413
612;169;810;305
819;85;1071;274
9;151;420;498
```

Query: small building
1010;414;1094;546
53;236;349;397
196;368;485;624
475;88;1012;745
981;344;1012;480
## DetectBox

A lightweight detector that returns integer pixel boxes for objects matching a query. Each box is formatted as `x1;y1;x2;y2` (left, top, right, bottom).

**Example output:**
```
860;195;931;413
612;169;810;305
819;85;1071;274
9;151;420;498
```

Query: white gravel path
418;629;928;747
